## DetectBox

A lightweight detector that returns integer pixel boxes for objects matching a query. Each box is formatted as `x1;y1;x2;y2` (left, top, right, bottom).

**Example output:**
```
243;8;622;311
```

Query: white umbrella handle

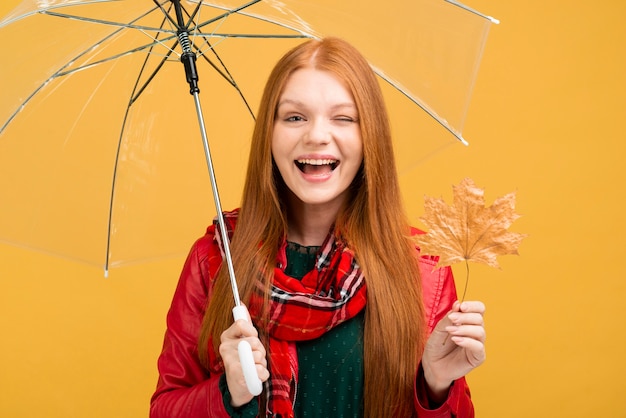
232;305;263;396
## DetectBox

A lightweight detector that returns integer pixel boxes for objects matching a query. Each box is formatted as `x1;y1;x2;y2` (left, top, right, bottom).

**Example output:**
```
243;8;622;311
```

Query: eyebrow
276;99;357;111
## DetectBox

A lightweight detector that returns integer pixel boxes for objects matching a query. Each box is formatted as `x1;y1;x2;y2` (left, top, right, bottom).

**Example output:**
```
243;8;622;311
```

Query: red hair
199;37;426;417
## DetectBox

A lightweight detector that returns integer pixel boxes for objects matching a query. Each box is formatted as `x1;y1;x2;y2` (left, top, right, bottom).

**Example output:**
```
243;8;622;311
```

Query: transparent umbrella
0;0;498;273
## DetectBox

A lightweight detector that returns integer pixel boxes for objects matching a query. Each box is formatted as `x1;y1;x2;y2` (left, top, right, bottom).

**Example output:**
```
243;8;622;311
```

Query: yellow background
1;1;625;417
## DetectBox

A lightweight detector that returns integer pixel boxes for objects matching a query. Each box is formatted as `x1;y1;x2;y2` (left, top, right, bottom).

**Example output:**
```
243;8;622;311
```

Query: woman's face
272;68;363;211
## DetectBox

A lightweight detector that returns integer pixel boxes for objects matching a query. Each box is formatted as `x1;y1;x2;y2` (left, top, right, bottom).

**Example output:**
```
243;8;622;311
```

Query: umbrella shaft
192;92;241;307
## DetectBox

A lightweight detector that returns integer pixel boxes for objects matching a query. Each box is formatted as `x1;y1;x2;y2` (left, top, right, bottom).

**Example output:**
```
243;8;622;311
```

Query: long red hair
199;37;426;417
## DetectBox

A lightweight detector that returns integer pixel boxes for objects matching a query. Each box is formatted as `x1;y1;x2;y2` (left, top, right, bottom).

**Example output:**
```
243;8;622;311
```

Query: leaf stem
461;259;470;303
443;260;470;346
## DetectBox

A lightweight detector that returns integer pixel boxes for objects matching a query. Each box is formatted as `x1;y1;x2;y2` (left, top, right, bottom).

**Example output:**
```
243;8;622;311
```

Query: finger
448;312;484;326
221;320;259;342
246;335;266;352
256;364;270;382
445;324;486;343
219;339;244;365
458;300;486;314
451;300;462;312
252;346;268;367
220;323;243;341
450;336;486;365
236;319;260;338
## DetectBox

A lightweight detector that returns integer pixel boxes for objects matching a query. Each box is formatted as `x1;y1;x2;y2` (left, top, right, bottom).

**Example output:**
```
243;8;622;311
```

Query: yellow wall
1;1;625;417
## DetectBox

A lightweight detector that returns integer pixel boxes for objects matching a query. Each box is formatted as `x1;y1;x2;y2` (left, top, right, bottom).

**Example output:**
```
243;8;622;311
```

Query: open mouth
295;158;339;175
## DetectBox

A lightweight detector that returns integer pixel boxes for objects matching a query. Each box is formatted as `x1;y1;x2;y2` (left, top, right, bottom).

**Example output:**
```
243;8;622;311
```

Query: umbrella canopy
0;0;497;273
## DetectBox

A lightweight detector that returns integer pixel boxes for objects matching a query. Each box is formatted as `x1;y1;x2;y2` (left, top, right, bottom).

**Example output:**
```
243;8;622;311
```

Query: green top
223;242;364;417
285;241;364;418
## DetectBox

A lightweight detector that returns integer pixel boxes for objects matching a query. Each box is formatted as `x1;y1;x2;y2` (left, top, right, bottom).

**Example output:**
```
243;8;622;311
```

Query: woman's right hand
219;316;270;407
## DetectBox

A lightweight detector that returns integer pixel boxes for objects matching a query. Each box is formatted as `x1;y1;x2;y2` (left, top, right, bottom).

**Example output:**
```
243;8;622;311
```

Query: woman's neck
286;197;340;246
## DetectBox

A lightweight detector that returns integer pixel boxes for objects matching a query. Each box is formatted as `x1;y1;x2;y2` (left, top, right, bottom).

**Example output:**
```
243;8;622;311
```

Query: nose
303;118;331;146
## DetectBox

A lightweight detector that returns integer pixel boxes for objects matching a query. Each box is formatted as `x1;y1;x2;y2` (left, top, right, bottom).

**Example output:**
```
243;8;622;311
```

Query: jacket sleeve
414;255;475;417
150;232;231;418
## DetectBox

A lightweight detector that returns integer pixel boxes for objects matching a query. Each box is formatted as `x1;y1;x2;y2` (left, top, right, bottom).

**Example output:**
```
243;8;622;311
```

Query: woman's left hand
421;300;486;402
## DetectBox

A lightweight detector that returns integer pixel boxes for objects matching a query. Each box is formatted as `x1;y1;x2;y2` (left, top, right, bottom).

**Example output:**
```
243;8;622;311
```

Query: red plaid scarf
213;210;367;417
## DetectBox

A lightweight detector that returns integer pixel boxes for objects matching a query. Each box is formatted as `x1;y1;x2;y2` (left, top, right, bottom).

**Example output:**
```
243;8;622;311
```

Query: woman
151;37;486;417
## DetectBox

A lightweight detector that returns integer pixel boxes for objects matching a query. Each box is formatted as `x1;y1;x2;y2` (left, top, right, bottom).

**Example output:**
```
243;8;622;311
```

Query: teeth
297;158;337;165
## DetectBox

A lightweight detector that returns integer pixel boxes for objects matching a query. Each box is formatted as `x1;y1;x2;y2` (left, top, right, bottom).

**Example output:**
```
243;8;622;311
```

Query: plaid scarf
213;210;367;417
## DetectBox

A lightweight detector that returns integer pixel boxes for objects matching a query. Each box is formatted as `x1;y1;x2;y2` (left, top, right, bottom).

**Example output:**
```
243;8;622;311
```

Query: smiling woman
151;37;486;418
272;67;364;229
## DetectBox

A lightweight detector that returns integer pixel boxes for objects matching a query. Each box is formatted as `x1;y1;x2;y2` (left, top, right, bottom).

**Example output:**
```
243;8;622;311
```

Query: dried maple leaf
415;177;526;269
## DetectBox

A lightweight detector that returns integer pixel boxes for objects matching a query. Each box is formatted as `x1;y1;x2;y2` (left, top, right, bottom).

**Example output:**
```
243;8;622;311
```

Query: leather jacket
150;223;475;417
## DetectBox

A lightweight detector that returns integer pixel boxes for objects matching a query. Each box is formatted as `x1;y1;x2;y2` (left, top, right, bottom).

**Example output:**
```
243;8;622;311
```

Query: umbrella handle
232;305;263;396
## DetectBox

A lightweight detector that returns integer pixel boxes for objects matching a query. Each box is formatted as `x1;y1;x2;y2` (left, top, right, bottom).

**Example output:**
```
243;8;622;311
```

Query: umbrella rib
54;38;176;78
0;0;123;26
176;0;204;31
152;0;179;30
444;0;500;24
196;1;315;38
105;21;179;274
116;8;179;106
40;0;265;35
129;46;177;106
373;69;470;147
194;41;256;120
1;17;144;135
189;0;265;30
42;10;174;35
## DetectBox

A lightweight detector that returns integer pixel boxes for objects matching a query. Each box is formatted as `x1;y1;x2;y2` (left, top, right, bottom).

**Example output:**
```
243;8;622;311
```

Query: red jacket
150;223;475;417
